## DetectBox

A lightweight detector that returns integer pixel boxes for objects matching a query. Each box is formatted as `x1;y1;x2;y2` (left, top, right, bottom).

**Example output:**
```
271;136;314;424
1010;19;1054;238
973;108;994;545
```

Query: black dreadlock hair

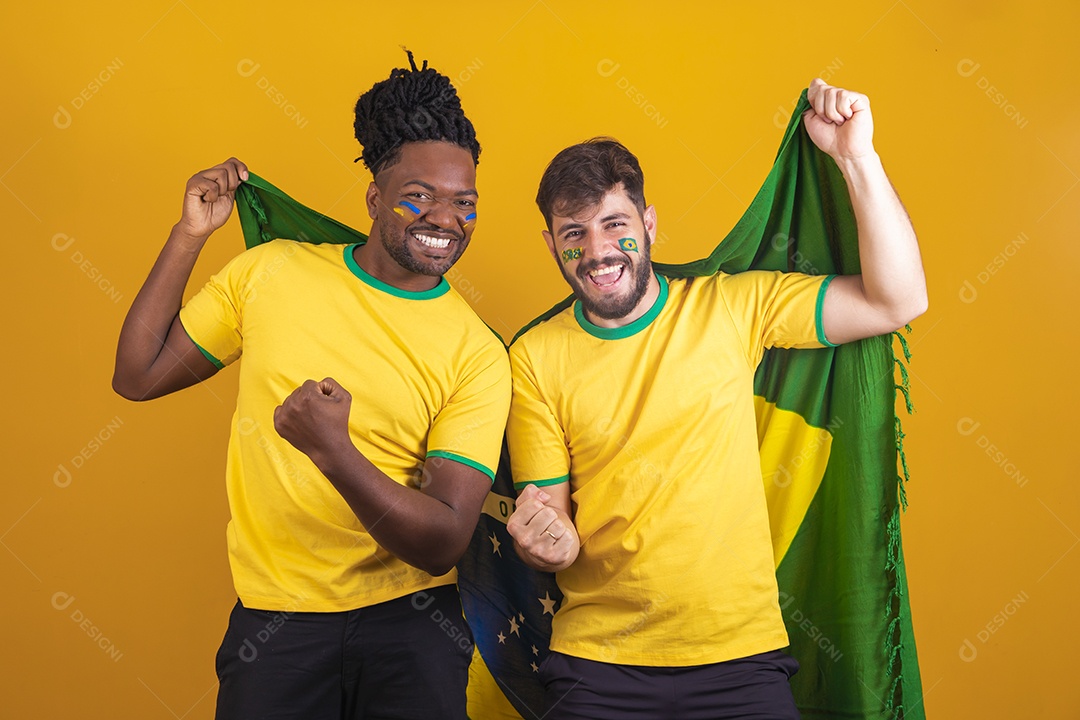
353;49;481;176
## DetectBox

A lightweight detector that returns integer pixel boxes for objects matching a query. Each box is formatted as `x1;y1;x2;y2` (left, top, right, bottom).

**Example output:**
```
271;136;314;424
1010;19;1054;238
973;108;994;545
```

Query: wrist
168;223;211;253
309;433;359;479
833;150;883;180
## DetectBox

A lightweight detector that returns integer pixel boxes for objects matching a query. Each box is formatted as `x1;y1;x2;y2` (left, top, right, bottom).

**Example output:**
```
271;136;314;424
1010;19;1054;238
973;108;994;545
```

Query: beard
561;230;653;321
377;212;466;277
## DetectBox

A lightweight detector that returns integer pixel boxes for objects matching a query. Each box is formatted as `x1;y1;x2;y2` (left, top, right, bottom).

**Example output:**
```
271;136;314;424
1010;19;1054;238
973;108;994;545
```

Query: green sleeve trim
513;474;570;491
815;274;839;348
427;450;496;482
180;320;225;369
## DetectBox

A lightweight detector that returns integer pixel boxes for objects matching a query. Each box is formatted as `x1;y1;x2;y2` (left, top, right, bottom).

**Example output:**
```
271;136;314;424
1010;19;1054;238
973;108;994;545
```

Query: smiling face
362;141;478;289
544;184;659;325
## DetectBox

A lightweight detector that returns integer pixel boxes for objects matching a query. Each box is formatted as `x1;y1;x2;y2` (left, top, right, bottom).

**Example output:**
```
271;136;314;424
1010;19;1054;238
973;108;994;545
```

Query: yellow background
3;1;1076;717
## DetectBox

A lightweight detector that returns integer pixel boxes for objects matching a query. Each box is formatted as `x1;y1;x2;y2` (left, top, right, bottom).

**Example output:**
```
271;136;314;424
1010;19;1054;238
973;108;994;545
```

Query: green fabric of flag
234;89;924;719
236;173;367;248
670;89;925;719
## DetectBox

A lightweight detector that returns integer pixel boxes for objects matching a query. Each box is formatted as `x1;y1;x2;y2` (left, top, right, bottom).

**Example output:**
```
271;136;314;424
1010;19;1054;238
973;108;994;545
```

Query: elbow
111;373;150;402
424;560;457;578
111;375;139;401
904;290;929;326
422;537;472;577
418;552;458;578
888;289;929;331
913;292;929;322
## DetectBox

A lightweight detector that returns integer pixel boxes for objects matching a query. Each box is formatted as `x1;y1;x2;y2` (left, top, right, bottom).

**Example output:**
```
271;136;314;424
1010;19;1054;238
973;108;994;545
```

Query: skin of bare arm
802;79;929;344
112;157;249;400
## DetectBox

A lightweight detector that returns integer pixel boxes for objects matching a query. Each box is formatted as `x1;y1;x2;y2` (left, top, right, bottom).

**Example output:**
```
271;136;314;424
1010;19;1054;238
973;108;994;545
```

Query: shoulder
713;269;783;290
508;303;576;359
657;272;730;310
438;286;511;362
705;270;811;303
714;269;830;291
217;238;319;275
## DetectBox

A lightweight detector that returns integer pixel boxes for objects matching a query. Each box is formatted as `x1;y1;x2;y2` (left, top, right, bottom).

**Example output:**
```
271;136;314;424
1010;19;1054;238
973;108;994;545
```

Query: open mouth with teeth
585;264;625;288
413;232;456;251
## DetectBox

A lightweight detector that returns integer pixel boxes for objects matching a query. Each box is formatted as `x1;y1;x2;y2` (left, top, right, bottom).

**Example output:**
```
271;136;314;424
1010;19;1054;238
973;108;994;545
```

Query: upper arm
419;455;494;534
534;476;572;520
820;274;909;345
416;340;511;555
720;271;834;364
134;315;222;400
507;342;571;492
113;311;221;401
418;455;501;574
119;245;256;401
425;341;511;484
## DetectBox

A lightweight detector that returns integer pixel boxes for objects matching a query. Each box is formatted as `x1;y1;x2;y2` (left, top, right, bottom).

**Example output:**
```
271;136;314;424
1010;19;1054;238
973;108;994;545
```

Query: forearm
836;153;928;322
113;225;207;396
316;443;470;576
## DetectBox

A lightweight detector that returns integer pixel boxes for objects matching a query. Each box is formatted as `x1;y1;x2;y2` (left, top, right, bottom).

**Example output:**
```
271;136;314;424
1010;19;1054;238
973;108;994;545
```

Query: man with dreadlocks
113;52;509;719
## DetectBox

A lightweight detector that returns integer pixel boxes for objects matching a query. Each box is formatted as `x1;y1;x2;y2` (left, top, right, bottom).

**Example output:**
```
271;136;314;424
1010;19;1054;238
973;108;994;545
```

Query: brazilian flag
234;89;923;720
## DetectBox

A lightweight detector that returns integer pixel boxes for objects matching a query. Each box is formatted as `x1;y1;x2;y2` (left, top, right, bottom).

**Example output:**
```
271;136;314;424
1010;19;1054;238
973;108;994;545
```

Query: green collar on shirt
574;273;668;340
343;243;450;300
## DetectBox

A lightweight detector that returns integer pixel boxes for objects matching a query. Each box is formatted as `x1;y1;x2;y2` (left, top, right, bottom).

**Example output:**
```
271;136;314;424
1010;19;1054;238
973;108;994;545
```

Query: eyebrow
402;180;478;197
556;222;584;238
556;212;631;238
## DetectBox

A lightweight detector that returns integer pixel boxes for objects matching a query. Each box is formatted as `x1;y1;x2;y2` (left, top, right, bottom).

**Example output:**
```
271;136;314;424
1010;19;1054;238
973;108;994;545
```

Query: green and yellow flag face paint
618;237;639;253
561;247;583;263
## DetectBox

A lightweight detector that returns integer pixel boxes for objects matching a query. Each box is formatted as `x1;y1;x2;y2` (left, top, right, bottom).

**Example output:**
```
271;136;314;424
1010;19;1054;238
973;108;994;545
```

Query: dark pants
214;585;473;720
541;649;801;720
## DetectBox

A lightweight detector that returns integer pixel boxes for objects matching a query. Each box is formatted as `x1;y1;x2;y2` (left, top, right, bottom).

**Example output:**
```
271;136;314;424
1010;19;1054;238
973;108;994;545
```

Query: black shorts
540;649;801;720
214;584;473;720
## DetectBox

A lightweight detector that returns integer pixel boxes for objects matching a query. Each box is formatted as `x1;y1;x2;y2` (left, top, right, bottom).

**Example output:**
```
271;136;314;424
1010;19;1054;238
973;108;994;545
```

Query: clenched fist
803;78;875;163
274;377;354;467
507;483;579;573
175;157;249;248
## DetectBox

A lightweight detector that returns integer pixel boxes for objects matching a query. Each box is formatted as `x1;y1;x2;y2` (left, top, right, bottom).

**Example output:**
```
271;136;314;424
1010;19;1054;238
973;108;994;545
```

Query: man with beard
505;79;927;718
113;53;509;720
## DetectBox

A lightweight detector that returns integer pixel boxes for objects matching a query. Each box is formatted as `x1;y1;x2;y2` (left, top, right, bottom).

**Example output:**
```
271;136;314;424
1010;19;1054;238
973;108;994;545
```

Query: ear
365;182;380;220
643;205;658;249
542;229;559;263
537;229;557;263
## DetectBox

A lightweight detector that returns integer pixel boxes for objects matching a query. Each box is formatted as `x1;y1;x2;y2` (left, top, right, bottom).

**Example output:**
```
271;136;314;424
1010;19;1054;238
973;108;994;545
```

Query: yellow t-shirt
179;240;511;612
508;271;834;666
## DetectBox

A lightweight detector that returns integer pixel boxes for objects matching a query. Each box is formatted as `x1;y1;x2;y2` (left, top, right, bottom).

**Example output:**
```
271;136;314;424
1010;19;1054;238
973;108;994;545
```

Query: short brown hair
535;138;646;230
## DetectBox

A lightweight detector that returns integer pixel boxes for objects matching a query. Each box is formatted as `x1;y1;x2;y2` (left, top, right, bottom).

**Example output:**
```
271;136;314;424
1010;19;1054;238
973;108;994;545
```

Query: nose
580;230;621;261
421;198;463;231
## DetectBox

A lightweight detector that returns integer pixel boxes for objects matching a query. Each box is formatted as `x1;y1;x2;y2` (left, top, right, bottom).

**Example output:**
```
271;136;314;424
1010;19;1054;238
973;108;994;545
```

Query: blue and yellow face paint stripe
561;247;583;263
618;237;639;253
392;200;476;230
394;200;421;218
